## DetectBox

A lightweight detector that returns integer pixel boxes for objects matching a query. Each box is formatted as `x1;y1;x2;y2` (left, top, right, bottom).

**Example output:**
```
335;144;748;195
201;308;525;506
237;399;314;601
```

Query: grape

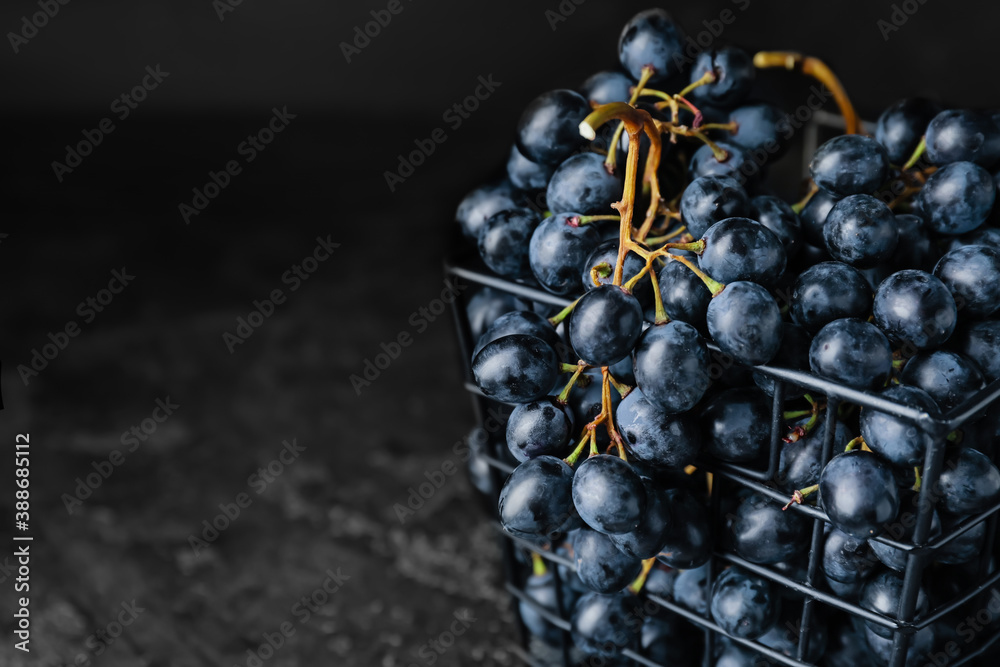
731;493;811;564
809;318;893;390
914;160;996;235
465;287;521;341
572;526;643;593
546;152;623;215
616;388;701;469
570;591;643;656
657;488;712;569
673;563;709;614
823;194;898;268
516;89;591;166
925;108;1000;167
899;349;984;411
506;398;574;462
641;615;697;665
506;145;555;192
869;489;941;571
709;568;779;639
478;208;540;278
937;511;987;565
859;385;939;467
643;565;676;599
578;70;634;105
456;180;524;240
699;217;787;286
826;620;881;667
799;187;842;247
498;455;575;538
568;369;622;448
656;260;711;330
618;8;685;83
954;319;1000;382
528;212;602;296
822;527;877;584
819;450;901;540
810;134;890;197
581;240;652;305
863;624;935;667
701;387;771;463
572;454;646;535
608;478;673;559
727;104;789;159
568;284;643;366
790;261;873;334
935;447;1000;515
633;321;711;414
872;269;957;350
891;213;939;272
689;47;755;108
860;571;928;638
875;97;940;164
749;195;802;257
679;175;750;239
933;244;1000;318
707;281;784;366
472;334;559;403
519;572;569;645
473;309;563;359
689;140;754;185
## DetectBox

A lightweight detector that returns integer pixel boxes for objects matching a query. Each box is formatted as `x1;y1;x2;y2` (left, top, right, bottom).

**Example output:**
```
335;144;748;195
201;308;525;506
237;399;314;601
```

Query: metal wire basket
445;112;1000;667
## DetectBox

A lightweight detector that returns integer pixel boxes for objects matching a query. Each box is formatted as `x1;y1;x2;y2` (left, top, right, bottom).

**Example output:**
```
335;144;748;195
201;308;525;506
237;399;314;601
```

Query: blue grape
731;493;811;564
710;568;779;640
955;319;1000;382
860;385;939;467
478;208;541;278
617;8;685;83
657;489;712;568
528;212;602;296
472;334;559;403
656;260;711;330
572;454;646;535
679;175;750;239
498;455;575;538
933;244;1000;318
456;180;525;240
571;591;643;656
506;398;574;462
673;563;709;614
728;104;789;158
707;281;784;366
819;450;900;540
914;160;995;235
823;194;898;268
690;140;755;185
572;527;643;593
822;527;877;584
546;152;623;215
809;318;892;390
578;70;635;105
860;571;928;638
473;309;563;359
616;388;701;469
699;217;787;286
776;416;851;492
790;261;873;334
810;134;890;197
900;349;984;411
689;47;755;108
872;269;957;350
702;387;771;463
568;284;643;366
505;145;554;192
935;447;1000;515
633;321;711;414
799;188;842;247
925;109;1000;167
875;98;940;165
749;195;801;257
608;478;673;559
516;89;591;165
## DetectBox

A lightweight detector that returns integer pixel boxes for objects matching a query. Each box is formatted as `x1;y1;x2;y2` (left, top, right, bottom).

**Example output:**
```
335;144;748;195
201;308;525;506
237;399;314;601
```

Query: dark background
1;1;998;665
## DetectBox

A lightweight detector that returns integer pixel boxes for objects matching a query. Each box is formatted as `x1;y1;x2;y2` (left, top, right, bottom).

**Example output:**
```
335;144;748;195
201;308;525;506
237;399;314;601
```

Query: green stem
602;66;656;173
570;214;620;227
783;409;813;420
564;432;591;467
608;373;633;399
664;239;706;254
627;558;658;595
844;435;865;453
548;298;579;327
666;252;725;297
557;365;586;403
902;136;926;171
648;267;669;325
783;484;820;511
530;552;548;577
912;467;922;493
791;182;819;214
622;263;652;292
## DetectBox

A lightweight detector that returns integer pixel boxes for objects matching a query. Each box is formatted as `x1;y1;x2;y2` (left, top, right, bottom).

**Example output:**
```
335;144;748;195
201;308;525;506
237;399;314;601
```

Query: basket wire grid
445;112;1000;667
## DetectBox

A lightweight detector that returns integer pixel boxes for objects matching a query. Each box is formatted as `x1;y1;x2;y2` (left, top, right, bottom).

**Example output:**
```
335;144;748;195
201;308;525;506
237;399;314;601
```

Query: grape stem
530;551;548;577
912;466;922;492
548;298;580;327
791;181;819;214
627;558;658;595
647;267;670;325
844;435;866;453
902;136;927;171
608;373;633;399
569;214;620;227
564;431;592;466
753;51;860;135
644;224;687;245
783;393;825;443
783;484;820;510
556;363;588;403
604;65;656;174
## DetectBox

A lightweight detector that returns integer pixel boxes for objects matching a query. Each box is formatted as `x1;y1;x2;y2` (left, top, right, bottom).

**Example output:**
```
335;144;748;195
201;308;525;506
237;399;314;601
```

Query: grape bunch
457;8;1000;667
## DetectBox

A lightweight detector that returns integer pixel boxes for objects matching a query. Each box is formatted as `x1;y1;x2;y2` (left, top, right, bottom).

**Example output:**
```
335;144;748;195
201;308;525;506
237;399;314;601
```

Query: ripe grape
498;455;575;538
568;284;643;366
572;454;647;535
707;281;784;366
810;134;890;197
472;334;559;403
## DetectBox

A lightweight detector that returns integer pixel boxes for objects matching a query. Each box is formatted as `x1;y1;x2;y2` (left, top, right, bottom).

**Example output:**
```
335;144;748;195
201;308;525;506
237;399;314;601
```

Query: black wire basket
445;112;1000;667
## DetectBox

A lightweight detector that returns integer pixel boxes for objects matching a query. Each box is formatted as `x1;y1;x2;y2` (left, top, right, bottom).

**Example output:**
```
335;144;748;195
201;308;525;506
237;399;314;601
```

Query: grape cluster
457;8;1000;666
